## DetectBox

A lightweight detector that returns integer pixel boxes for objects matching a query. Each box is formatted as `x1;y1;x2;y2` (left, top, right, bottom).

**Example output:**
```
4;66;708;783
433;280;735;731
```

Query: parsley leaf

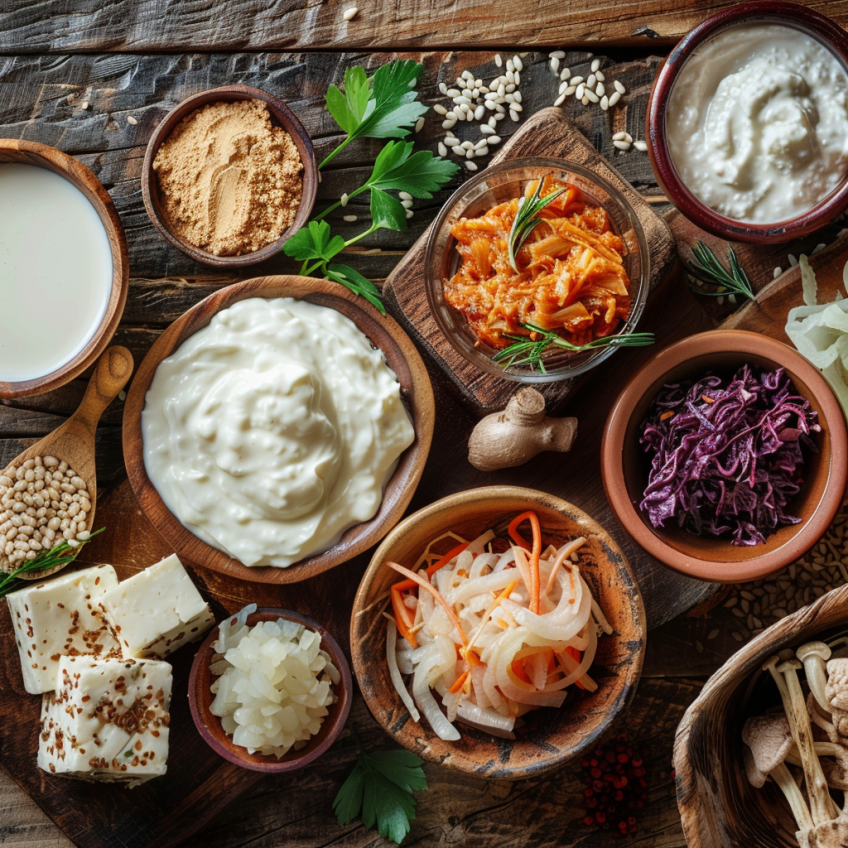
369;140;459;198
322;59;428;168
282;220;346;264
370;188;408;232
333;744;427;845
326;264;385;314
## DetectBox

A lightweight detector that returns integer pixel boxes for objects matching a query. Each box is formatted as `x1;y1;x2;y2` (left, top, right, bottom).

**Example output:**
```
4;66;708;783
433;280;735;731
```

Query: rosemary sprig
507;180;565;272
0;528;104;599
687;240;754;300
492;323;655;373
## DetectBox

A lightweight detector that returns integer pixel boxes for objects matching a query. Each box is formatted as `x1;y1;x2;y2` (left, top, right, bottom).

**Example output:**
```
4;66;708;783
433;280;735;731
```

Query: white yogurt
142;297;415;568
666;23;848;223
0;164;113;382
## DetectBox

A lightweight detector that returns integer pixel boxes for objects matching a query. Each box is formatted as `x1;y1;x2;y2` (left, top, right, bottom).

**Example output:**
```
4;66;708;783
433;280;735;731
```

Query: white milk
0;164;113;382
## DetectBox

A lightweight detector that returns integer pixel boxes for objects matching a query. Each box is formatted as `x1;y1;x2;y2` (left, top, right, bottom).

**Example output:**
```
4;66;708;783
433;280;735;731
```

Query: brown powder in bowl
152;99;303;256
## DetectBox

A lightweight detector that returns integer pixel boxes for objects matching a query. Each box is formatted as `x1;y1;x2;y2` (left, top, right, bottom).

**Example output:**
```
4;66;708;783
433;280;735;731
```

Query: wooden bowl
351;486;646;780
601;330;848;583
0;140;128;399
141;85;317;267
123;275;435;584
646;1;848;244
189;607;353;773
674;583;848;848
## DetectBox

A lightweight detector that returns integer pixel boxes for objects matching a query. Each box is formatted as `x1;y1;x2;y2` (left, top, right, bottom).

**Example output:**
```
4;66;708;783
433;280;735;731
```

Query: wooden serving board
384;107;679;416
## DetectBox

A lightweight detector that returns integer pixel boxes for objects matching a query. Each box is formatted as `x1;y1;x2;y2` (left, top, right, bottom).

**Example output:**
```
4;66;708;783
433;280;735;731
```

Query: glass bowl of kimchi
424;158;651;383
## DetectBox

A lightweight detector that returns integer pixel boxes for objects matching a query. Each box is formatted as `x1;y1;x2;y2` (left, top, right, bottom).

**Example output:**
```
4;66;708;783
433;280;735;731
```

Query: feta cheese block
7;565;122;694
99;554;215;659
38;655;172;787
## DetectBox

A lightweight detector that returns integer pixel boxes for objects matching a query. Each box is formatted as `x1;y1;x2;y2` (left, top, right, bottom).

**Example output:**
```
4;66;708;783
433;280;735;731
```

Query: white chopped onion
386;619;420;722
209;617;338;759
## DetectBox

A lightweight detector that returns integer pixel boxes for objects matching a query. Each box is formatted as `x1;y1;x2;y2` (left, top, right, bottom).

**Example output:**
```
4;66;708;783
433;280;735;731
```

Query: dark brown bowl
123;274;435;585
646;1;848;244
142;85;317;267
189;607;352;773
0;140;128;399
674;583;848;848
351;486;646;780
601;330;848;583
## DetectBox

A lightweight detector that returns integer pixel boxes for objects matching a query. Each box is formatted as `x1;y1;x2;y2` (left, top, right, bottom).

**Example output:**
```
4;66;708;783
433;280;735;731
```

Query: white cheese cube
99;554;215;659
7;565;122;694
38;655;172;787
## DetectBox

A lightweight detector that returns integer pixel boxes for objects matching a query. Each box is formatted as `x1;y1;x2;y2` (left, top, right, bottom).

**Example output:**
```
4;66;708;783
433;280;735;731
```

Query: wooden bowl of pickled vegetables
350;486;646;779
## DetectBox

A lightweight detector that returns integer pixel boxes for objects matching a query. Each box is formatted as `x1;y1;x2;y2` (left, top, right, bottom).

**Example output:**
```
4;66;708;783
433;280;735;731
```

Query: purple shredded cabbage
638;366;820;546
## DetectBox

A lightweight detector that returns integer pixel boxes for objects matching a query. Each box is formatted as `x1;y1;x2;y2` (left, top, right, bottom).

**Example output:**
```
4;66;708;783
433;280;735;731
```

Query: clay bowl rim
646;0;848;244
188;607;353;773
673;582;848;848
601;329;848;583
122;274;435;585
141;84;318;268
350;485;647;780
0;139;128;399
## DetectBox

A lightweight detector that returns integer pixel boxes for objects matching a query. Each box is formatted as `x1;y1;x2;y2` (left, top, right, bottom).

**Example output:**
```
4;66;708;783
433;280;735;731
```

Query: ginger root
467;387;577;472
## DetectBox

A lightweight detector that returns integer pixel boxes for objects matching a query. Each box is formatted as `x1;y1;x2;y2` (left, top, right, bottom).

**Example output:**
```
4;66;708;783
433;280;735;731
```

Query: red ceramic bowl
646;1;848;244
601;331;848;583
189;608;352;773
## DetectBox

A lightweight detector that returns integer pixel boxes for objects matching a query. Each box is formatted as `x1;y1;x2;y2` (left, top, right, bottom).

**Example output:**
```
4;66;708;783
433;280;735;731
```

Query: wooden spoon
2;346;133;578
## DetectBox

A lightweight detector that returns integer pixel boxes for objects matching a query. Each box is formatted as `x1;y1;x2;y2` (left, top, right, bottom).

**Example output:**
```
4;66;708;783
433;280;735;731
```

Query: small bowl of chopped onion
189;605;352;772
351;486;646;780
601;330;848;583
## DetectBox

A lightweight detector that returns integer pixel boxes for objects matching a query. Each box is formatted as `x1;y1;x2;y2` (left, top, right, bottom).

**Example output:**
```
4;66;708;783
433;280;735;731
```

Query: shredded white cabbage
784;256;848;419
385;527;608;741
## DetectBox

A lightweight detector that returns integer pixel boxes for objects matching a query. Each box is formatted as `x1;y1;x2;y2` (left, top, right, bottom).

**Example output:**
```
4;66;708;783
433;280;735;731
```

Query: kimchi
443;175;632;349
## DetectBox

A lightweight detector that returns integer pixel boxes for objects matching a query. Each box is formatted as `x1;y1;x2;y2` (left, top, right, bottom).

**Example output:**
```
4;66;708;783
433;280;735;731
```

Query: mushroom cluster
744;642;848;848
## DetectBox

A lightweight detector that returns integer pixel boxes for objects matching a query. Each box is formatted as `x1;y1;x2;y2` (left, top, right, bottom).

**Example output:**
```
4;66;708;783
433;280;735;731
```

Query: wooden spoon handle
74;346;134;434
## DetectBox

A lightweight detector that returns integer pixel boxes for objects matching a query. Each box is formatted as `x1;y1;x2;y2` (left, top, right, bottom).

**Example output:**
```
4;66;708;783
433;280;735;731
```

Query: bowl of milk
0;140;128;397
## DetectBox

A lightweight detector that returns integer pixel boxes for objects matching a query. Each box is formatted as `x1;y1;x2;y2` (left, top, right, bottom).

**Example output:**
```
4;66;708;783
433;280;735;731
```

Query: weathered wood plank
1;0;847;53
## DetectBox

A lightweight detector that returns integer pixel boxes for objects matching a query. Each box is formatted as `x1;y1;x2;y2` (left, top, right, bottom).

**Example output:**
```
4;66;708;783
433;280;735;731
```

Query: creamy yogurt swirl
142;297;415;567
666;23;848;223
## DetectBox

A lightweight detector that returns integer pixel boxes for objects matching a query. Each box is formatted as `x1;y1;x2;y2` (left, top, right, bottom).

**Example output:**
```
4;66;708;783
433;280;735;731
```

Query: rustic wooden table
3;2;847;846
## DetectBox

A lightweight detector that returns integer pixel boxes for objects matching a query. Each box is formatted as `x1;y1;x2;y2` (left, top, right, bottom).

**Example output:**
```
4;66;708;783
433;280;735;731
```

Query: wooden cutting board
384;107;679;416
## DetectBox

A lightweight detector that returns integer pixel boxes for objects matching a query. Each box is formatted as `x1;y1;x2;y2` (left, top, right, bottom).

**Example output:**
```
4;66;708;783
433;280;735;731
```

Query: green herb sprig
687;240;754;301
0;528;105;599
333;733;428;845
492;323;655;373
284;61;459;312
507;180;565;272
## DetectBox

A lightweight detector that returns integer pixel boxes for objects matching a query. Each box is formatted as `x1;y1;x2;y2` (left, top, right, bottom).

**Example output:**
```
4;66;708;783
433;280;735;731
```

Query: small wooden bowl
189;607;353;773
646;1;848;244
141;85;317;267
674;583;848;848
601;330;848;583
0;140;128;399
123;275;435;584
351;486;646;780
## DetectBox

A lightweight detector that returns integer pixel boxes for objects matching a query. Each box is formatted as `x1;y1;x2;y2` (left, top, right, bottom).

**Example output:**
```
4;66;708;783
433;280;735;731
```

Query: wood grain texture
122;275;435;584
673;582;848;848
352;486;646;780
385;107;677;415
0;140;129;399
2;0;848;53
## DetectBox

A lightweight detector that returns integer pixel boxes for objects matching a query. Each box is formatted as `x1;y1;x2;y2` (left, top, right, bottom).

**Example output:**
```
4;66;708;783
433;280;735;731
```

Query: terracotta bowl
141;85;317;267
646;0;848;244
351;486;646;780
601;330;848;583
0;140;128;399
674;583;848;848
123;275;435;585
189;607;353;773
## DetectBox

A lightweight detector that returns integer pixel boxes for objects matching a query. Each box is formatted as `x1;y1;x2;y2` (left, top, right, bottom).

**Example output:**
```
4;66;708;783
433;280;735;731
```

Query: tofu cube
99;554;215;659
7;565;122;694
38;655;172;787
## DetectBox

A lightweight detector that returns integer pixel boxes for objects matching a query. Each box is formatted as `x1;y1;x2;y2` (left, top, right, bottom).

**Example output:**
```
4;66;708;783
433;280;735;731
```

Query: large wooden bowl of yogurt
123;275;435;584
